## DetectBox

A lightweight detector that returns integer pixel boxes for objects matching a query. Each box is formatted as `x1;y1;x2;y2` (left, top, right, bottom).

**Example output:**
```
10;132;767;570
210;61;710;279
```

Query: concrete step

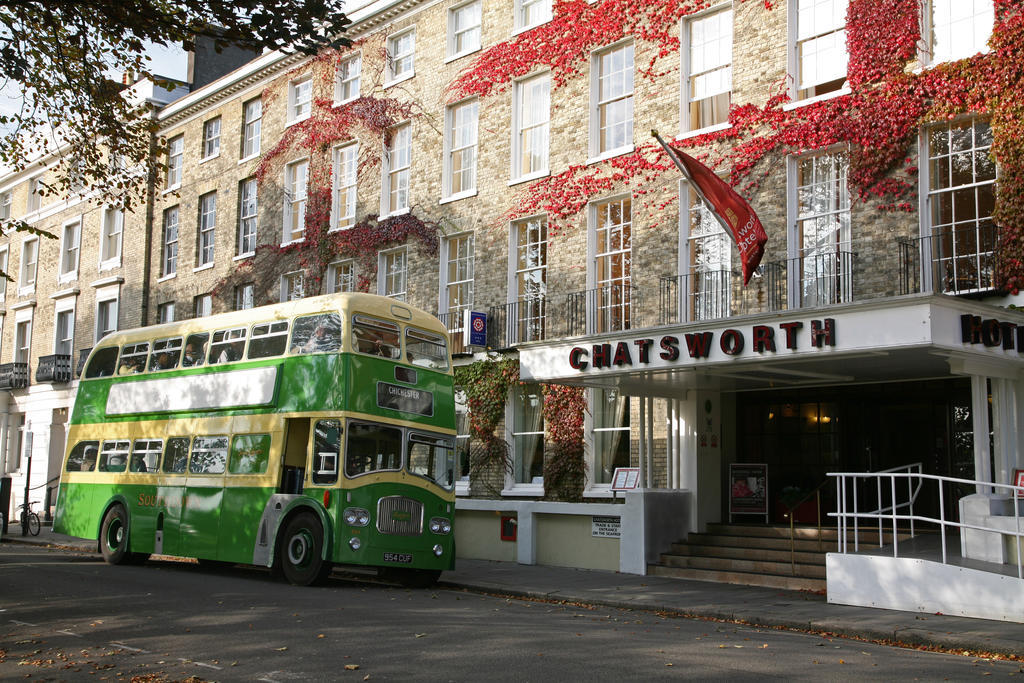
666;543;826;566
656;553;827;578
682;533;833;553
705;523;904;544
647;564;826;592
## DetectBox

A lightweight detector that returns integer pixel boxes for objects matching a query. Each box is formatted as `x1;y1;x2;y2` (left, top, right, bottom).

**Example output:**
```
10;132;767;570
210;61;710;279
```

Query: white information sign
611;467;641;491
591;516;621;538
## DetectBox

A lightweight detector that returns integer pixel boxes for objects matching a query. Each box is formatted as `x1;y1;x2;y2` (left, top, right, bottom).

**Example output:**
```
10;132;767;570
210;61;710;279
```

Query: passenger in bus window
182;337;207;367
131;453;148;472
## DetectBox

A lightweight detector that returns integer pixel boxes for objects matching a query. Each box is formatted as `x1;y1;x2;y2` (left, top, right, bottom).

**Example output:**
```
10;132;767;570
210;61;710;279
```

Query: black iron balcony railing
659;262;785;324
789;250;856;308
566;284;642;337
489;298;549;348
0;362;30;389
898;224;998;296
35;354;73;383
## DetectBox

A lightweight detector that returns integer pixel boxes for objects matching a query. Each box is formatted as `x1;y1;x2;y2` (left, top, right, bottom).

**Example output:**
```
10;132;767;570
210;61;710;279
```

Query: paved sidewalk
5;526;1024;659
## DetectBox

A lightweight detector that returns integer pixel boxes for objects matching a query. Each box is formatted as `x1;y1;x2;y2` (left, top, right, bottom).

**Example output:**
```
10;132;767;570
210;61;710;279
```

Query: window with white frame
684;7;732;132
161;205;179;276
685;184;731;321
238;178;258;255
19;237;38;294
282;271;305;301
383;124;411;215
793;150;851;306
197;192;216;266
54;306;74;356
925;0;994;65
194;293;212;318
241;98;262;159
443;233;474;315
96;293;118;341
201;117;221;159
326;259;355;293
235;283;254;310
387;29;415;82
926;119;996;294
100;207;123;267
511;383;544;485
289;76;313;123
380;248;407;301
592;42;634;156
455;388;470;488
59;219;81;281
285;159;308;242
792;0;848;101
591;388;630;485
516;0;551;31
449;1;482;57
513;74;550;180
0;190;10;220
592;197;632;332
27;177;41;213
15;318;31;364
333;144;358;229
157;302;175;323
445;99;478;198
336;54;361;103
166;134;183;189
512;216;547;342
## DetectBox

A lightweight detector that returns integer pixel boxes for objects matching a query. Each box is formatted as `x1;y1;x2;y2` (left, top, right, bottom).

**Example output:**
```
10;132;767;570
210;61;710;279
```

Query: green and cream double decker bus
54;293;456;586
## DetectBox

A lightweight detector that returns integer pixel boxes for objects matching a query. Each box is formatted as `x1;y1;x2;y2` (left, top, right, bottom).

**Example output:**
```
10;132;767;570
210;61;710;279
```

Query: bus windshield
408;432;455;490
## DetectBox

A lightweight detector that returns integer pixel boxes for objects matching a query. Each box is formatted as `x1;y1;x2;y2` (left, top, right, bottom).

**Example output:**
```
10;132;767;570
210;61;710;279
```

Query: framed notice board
729;463;768;523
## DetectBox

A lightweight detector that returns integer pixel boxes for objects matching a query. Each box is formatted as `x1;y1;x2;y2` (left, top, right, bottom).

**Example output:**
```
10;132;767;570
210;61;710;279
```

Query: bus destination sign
377;382;434;416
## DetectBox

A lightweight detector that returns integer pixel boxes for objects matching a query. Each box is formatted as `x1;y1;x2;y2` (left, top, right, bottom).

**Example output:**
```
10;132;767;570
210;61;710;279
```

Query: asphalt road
0;544;1019;681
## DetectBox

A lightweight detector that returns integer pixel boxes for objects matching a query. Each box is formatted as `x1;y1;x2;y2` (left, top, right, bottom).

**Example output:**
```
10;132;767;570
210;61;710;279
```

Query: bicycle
19;501;41;536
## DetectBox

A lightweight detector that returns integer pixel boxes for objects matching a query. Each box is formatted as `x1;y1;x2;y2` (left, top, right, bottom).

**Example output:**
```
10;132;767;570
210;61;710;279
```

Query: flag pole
651;129;737;246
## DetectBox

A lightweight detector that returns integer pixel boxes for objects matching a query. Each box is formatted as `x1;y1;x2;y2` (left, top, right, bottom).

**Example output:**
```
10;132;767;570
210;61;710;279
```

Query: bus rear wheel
278;512;331;586
100;505;132;565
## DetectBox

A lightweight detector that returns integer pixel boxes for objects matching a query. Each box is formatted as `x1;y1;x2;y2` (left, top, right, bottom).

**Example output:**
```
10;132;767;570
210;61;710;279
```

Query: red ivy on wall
449;0;1024;291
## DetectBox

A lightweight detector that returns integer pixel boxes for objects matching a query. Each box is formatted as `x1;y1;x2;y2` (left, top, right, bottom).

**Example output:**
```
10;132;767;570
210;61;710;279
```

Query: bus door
182;435;229;560
281;419;309;493
156;437;190;556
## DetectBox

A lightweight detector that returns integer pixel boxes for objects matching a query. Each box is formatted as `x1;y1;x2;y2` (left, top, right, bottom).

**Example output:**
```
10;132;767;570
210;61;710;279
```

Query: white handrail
828;467;1024;580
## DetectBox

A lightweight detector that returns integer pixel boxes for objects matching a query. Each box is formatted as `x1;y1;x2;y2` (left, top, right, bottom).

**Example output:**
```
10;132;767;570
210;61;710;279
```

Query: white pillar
646;396;655;488
638;397;646;487
970;374;992;494
1016;378;1024;475
665;399;674;489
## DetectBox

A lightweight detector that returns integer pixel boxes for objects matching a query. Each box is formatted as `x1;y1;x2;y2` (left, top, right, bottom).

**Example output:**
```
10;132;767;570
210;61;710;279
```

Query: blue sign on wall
467;311;487;347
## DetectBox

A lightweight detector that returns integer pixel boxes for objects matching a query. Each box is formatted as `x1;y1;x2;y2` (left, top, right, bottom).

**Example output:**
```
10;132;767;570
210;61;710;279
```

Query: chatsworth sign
568;318;836;371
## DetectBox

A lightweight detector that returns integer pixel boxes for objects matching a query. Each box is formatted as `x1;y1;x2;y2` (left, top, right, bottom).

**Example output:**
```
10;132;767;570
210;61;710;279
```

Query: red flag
653;131;768;285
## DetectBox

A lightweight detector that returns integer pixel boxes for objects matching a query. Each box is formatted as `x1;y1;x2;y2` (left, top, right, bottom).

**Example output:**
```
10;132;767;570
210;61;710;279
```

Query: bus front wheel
278;512;331;586
100;505;132;565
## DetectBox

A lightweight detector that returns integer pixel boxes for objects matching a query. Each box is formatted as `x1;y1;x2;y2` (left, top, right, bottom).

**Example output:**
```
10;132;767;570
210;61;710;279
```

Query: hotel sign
568;318;836;371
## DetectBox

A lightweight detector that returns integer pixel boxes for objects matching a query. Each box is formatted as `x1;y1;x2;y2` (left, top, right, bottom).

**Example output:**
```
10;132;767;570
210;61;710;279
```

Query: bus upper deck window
182;334;209;368
149;337;183;372
84;347;119;378
291;314;341;354
249;321;290;359
117;342;150;375
406;328;449;371
65;441;99;472
352;315;400;359
209;328;246;365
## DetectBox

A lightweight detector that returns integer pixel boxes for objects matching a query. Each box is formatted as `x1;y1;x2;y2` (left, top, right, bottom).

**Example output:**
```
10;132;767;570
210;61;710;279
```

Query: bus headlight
348;537;361;551
429;517;451;535
343;507;370;527
433;544;444;557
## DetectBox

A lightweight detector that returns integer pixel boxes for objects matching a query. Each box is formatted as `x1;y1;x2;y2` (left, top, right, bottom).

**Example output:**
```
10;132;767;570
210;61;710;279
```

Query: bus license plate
383;552;413;564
